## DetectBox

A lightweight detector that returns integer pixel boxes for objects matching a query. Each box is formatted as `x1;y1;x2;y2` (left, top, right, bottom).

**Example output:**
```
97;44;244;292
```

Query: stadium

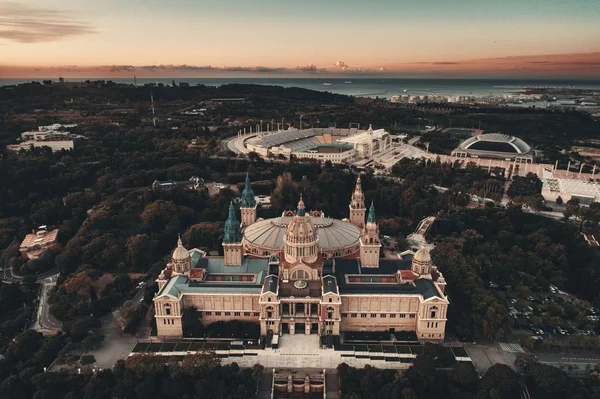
244;125;392;164
451;133;534;162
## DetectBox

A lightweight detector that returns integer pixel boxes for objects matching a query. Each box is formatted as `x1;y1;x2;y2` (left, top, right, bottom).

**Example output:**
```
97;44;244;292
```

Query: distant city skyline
1;0;600;77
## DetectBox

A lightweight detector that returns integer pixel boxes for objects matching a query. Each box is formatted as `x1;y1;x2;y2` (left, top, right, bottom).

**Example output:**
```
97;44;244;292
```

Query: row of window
203;311;260;317
163;319;175;325
426;322;439;329
423;333;442;338
342;313;416;319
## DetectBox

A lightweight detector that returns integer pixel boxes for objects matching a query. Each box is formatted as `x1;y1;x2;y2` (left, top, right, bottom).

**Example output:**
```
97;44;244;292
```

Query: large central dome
242;206;361;259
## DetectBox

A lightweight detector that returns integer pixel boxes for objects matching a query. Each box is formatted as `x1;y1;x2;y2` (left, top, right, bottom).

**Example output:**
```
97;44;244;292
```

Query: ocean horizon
2;77;600;99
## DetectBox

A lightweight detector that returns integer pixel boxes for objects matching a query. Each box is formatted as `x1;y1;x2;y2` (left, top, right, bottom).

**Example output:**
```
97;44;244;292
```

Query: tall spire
367;200;376;223
241;173;256;207
297;194;306;216
223;202;242;243
177;234;183;247
350;174;365;209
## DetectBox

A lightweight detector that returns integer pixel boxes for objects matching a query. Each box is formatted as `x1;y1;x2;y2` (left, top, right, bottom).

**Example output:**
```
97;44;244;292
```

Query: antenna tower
150;93;156;127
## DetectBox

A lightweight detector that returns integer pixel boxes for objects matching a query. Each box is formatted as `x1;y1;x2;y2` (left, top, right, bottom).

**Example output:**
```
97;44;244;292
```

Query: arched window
327;306;335;320
290;269;309;280
266;306;274;319
430;306;438;319
164;303;172;316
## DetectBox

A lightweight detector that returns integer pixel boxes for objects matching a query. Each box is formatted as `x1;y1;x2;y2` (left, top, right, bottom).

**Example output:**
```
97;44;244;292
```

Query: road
85;312;138;370
257;370;273;399
33;274;62;332
325;369;340;399
464;343;516;375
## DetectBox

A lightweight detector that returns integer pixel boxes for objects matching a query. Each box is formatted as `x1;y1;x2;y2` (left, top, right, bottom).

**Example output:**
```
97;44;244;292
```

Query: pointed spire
297;194;306;216
177;234;183;247
351;174;365;209
228;201;237;220
224;202;242;243
241;173;256;207
367;200;376;223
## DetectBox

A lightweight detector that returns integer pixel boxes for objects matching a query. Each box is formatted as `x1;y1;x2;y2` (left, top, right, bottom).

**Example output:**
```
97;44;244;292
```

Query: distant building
245;125;391;164
8;123;80;153
7;140;74;152
20;226;59;259
541;178;600;205
255;195;271;208
152;176;205;192
451;133;534;163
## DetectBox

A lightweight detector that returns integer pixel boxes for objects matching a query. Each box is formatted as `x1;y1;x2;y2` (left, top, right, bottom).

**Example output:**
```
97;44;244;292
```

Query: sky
1;0;600;77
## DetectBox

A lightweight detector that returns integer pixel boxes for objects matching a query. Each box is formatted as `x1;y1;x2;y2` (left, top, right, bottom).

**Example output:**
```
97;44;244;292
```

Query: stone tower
359;201;381;268
223;202;243;266
412;243;433;275
283;196;319;266
349;175;366;229
171;235;191;274
240;174;257;227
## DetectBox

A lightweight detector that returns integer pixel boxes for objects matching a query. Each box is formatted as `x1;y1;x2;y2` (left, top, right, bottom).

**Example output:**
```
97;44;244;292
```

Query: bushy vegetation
0;349;262;399
339;348;600;398
430;205;600;341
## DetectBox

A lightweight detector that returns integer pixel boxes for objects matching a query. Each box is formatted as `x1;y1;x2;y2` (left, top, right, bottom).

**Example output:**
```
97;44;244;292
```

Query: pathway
218;334;411;370
33;274;62;333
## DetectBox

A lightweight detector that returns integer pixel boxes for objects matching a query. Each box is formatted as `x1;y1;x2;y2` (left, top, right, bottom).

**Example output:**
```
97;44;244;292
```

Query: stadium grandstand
244;125;391;164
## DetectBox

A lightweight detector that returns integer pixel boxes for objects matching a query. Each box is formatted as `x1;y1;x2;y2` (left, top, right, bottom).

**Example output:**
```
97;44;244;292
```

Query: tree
180;351;220;374
271;172;299;212
478;364;521;398
126;234;157;271
182;308;204;337
564;198;581;222
80;354;96;365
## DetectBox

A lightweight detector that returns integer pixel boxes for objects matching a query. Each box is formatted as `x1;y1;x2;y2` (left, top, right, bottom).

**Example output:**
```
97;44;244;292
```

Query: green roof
157;257;270;297
223;202;242;243
241;174;256;207
367;201;376;223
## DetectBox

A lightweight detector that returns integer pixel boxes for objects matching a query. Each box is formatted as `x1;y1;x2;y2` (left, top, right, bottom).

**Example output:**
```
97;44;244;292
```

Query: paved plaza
220;335;411;370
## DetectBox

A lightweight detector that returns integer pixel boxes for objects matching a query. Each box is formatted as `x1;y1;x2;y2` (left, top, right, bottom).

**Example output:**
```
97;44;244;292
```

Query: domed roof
459;133;531;154
413;244;431;263
243;215;361;251
172;236;190;261
285;215;317;245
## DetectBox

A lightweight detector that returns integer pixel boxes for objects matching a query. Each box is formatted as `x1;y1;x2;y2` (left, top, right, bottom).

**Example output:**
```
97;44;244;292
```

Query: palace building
154;176;449;342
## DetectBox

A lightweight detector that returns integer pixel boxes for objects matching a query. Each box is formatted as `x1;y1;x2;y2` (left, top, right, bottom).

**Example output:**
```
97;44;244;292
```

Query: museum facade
154;176;449;342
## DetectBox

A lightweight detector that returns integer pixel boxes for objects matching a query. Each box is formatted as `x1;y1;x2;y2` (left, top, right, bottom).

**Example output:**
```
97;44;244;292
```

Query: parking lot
490;279;599;342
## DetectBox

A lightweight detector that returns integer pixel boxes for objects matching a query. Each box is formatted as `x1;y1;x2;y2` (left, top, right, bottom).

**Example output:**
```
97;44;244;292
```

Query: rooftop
458;133;532;154
333;257;441;299
243;215;361;251
157;256;270;298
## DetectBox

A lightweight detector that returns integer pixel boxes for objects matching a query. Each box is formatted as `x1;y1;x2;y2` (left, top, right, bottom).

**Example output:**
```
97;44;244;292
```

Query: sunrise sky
2;0;600;77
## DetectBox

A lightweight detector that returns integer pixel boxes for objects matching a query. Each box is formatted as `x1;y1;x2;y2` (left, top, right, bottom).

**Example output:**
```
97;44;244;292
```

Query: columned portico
280;298;322;335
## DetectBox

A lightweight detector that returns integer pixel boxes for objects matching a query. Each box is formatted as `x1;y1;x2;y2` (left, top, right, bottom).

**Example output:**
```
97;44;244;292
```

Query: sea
1;77;600;100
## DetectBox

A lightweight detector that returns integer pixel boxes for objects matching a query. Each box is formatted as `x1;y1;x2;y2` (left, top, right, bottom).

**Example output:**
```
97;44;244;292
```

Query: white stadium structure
243;125;392;164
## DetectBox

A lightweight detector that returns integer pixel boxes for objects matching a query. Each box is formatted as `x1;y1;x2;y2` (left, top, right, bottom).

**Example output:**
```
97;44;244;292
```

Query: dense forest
0;346;262;399
338;346;599;399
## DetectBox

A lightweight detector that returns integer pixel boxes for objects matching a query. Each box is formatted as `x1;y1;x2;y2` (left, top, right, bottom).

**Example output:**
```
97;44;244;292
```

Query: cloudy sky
1;0;600;77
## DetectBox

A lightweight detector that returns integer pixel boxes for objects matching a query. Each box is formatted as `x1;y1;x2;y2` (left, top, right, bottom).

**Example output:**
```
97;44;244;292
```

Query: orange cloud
0;2;95;43
1;52;600;78
381;52;600;76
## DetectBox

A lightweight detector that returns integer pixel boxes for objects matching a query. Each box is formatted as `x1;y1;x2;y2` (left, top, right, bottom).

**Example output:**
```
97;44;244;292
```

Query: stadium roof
459;133;531;154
